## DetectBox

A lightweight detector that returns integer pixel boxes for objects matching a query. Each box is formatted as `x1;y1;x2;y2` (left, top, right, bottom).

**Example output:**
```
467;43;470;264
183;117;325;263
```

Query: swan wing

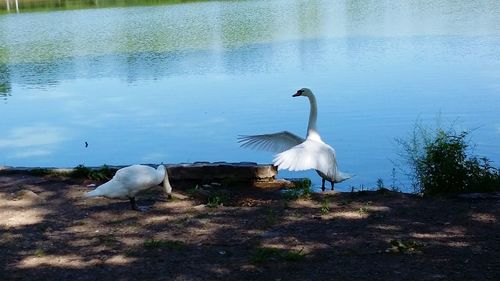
237;131;305;153
114;165;162;189
273;139;337;179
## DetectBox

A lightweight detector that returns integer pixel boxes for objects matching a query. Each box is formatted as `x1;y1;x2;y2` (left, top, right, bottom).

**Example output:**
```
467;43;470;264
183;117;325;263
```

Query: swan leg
129;197;139;210
321;178;326;191
331;181;334;191
130;197;150;212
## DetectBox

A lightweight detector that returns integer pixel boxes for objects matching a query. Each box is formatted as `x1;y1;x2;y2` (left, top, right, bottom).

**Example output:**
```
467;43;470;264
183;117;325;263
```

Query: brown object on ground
1;172;499;280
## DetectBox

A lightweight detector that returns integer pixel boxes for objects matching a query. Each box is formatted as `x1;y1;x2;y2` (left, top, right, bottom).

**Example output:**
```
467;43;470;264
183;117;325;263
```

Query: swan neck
306;94;319;138
163;169;173;195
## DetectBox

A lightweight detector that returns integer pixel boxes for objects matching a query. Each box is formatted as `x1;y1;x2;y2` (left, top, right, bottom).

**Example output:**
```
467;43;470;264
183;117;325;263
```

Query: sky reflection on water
1;0;500;191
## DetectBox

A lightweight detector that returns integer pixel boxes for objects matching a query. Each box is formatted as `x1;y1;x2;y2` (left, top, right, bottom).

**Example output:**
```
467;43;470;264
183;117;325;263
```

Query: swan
84;164;172;211
238;88;351;191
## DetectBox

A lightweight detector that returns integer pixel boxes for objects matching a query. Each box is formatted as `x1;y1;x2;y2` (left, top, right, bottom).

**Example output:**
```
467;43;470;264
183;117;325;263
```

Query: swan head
293;88;313;97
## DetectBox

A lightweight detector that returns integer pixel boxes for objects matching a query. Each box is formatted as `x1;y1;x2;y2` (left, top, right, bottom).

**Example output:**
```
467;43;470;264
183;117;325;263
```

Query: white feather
239;88;352;185
84;164;171;199
237;131;304;153
273;139;335;175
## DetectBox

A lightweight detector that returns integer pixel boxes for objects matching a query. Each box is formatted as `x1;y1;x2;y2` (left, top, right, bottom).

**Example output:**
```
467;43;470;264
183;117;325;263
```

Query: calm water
1;0;500;191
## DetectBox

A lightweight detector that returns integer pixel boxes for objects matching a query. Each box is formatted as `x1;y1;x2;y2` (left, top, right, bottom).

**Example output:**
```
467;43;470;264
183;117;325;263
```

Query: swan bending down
238;88;351;191
84;164;172;211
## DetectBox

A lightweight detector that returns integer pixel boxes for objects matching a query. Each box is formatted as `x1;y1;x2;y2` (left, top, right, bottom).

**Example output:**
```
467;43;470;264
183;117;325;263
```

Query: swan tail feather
83;180;118;198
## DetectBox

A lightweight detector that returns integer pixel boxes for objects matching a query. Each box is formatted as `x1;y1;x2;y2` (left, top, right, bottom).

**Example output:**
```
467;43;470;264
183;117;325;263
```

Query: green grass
34;248;46;257
143;239;185;250
282;178;313;200
206;191;229;208
385;239;425;254
357;206;369;215
320;198;330;214
70;164;115;181
291;178;312;189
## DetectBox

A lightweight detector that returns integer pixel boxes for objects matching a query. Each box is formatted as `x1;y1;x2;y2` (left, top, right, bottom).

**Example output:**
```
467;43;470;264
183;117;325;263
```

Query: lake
1;0;500;192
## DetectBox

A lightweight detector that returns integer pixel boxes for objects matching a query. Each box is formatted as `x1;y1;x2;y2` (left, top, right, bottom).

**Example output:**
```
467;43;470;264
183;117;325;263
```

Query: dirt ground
1;172;499;281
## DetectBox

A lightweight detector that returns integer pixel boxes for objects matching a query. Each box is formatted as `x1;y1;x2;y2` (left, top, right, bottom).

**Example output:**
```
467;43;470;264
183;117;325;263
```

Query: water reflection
1;0;202;13
0;1;499;191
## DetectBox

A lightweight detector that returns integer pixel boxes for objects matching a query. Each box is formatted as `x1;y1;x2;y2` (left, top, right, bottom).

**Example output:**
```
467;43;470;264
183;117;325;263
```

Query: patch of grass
358;206;369;215
357;202;374;215
70;164;114;181
385;239;425;254
281;248;306;261
185;186;198;198
283;187;312;201
291;178;312;189
320;198;330;214
143;239;185;250
251;247;306;263
282;178;312;200
206;191;229;208
34;248;45;257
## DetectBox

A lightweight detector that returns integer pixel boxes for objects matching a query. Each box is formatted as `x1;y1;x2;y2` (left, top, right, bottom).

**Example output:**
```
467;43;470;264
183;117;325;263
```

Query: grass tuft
143;239;185;250
251;247;306;263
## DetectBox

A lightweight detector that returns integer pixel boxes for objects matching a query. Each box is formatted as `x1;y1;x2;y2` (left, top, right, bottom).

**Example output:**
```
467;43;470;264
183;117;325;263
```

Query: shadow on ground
1;172;499;280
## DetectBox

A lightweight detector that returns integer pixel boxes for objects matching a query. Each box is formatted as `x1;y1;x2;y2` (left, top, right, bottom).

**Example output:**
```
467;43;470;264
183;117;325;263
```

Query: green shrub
397;124;500;195
71;164;114;181
291;178;312;189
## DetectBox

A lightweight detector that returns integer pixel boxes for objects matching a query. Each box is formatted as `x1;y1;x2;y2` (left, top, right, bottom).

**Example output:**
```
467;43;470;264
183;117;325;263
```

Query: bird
238;88;351;191
84;164;172;211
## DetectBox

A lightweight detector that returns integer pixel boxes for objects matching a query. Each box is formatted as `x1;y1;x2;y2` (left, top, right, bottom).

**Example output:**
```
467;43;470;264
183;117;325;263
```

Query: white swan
238;88;351;191
84;164;172;211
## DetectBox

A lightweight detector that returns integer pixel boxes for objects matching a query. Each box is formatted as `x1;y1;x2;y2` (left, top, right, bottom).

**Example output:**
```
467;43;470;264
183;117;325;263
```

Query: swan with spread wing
238;88;351;191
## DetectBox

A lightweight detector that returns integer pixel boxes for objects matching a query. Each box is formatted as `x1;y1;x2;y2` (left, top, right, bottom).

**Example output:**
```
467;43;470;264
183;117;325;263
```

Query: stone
166;162;277;183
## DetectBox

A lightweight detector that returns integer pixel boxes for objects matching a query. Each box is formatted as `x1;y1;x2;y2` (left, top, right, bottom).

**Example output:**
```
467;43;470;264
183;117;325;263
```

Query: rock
166;162;276;182
253;179;294;189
